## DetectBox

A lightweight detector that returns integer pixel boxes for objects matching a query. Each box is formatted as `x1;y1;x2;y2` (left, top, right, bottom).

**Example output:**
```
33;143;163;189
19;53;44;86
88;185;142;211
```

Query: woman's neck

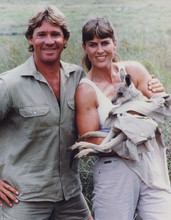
89;63;119;83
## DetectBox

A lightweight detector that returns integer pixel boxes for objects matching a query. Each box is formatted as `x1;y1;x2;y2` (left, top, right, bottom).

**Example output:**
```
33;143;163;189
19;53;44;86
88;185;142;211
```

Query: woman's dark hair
82;17;121;71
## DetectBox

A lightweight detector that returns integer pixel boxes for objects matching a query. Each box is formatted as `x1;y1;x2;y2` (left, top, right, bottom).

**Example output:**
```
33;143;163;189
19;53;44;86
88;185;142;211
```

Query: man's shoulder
0;65;23;83
1;57;28;74
0;57;34;80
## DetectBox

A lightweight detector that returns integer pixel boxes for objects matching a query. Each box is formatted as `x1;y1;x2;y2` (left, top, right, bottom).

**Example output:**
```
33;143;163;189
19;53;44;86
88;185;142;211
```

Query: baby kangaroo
70;68;171;159
112;68;147;105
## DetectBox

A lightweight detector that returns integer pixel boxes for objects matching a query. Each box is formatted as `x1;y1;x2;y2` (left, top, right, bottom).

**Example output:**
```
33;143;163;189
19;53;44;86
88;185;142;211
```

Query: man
0;5;92;220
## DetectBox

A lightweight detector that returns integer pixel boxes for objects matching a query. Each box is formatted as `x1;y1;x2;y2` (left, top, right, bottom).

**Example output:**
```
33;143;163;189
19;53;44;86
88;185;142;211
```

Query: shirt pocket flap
67;99;75;110
19;105;50;118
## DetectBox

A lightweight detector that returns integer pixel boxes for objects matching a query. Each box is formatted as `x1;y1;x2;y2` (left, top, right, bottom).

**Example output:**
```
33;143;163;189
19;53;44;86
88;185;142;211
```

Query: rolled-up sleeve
0;79;12;121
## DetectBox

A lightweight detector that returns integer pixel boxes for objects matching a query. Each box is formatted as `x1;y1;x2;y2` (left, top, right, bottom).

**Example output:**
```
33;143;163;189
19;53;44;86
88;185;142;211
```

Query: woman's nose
97;44;103;53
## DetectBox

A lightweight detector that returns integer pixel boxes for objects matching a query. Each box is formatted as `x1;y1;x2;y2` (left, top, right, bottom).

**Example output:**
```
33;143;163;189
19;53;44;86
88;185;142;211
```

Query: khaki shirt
0;56;85;202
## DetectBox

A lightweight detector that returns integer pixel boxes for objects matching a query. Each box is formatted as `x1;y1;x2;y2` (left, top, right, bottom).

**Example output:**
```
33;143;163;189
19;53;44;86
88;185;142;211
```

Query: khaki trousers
1;193;90;220
92;156;171;220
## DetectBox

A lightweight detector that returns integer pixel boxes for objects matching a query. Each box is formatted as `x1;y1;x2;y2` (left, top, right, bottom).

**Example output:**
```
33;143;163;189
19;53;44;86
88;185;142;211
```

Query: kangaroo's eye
118;92;123;97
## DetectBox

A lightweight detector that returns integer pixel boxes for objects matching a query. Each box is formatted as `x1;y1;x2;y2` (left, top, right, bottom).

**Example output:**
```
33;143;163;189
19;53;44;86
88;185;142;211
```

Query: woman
76;17;171;220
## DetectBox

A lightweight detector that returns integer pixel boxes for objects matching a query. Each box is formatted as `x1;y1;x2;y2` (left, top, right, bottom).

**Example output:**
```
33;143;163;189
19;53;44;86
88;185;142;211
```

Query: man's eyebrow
36;31;45;34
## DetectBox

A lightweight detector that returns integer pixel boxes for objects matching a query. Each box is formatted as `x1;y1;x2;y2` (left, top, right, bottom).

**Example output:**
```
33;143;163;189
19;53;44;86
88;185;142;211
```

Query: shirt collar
21;55;76;80
60;60;77;78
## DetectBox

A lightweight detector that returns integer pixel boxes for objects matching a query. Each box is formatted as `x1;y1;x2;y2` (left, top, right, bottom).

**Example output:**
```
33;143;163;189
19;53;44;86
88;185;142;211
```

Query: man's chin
43;58;59;65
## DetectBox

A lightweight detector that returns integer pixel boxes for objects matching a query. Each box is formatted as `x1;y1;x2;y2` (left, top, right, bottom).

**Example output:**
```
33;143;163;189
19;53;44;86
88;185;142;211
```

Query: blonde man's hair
25;5;70;52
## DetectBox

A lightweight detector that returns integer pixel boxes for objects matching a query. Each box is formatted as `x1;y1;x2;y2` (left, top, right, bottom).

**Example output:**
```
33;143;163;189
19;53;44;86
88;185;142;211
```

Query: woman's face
82;35;117;69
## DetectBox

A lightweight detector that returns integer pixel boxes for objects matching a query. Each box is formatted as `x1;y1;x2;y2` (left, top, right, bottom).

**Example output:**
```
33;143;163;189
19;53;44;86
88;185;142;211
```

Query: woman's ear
82;43;86;52
114;39;117;50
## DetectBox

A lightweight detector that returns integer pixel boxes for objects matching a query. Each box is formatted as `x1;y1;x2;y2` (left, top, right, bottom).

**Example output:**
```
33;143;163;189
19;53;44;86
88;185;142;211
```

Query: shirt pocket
19;104;52;137
19;105;49;117
67;99;75;111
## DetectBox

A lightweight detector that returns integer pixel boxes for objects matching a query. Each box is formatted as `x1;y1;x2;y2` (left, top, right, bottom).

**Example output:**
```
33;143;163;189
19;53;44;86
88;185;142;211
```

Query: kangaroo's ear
125;74;132;87
120;68;126;82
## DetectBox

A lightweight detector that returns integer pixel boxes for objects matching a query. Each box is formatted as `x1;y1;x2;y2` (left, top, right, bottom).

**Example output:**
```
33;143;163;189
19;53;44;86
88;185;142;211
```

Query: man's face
29;20;67;65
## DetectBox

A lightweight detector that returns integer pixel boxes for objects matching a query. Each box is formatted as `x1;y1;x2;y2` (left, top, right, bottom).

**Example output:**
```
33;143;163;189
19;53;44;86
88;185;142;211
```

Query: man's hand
148;76;164;93
0;179;19;207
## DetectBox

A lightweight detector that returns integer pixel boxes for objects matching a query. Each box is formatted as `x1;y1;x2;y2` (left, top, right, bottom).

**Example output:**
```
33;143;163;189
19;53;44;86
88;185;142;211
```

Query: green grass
1;0;170;88
0;0;170;217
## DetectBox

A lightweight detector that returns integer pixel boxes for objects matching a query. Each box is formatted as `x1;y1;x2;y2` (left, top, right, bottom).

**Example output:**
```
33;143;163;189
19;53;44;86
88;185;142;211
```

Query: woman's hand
0;179;19;207
148;76;164;93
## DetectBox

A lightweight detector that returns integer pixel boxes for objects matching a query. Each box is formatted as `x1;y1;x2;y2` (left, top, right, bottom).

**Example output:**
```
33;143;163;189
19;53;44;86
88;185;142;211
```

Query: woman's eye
89;43;96;47
102;41;109;46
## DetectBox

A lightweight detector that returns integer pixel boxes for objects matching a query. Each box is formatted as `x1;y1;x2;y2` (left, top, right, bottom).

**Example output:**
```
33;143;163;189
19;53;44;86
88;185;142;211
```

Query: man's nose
45;35;54;44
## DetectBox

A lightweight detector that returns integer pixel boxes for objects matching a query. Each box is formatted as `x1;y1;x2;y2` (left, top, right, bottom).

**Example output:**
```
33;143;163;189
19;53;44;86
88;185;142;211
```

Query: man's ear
28;37;33;46
64;38;67;45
